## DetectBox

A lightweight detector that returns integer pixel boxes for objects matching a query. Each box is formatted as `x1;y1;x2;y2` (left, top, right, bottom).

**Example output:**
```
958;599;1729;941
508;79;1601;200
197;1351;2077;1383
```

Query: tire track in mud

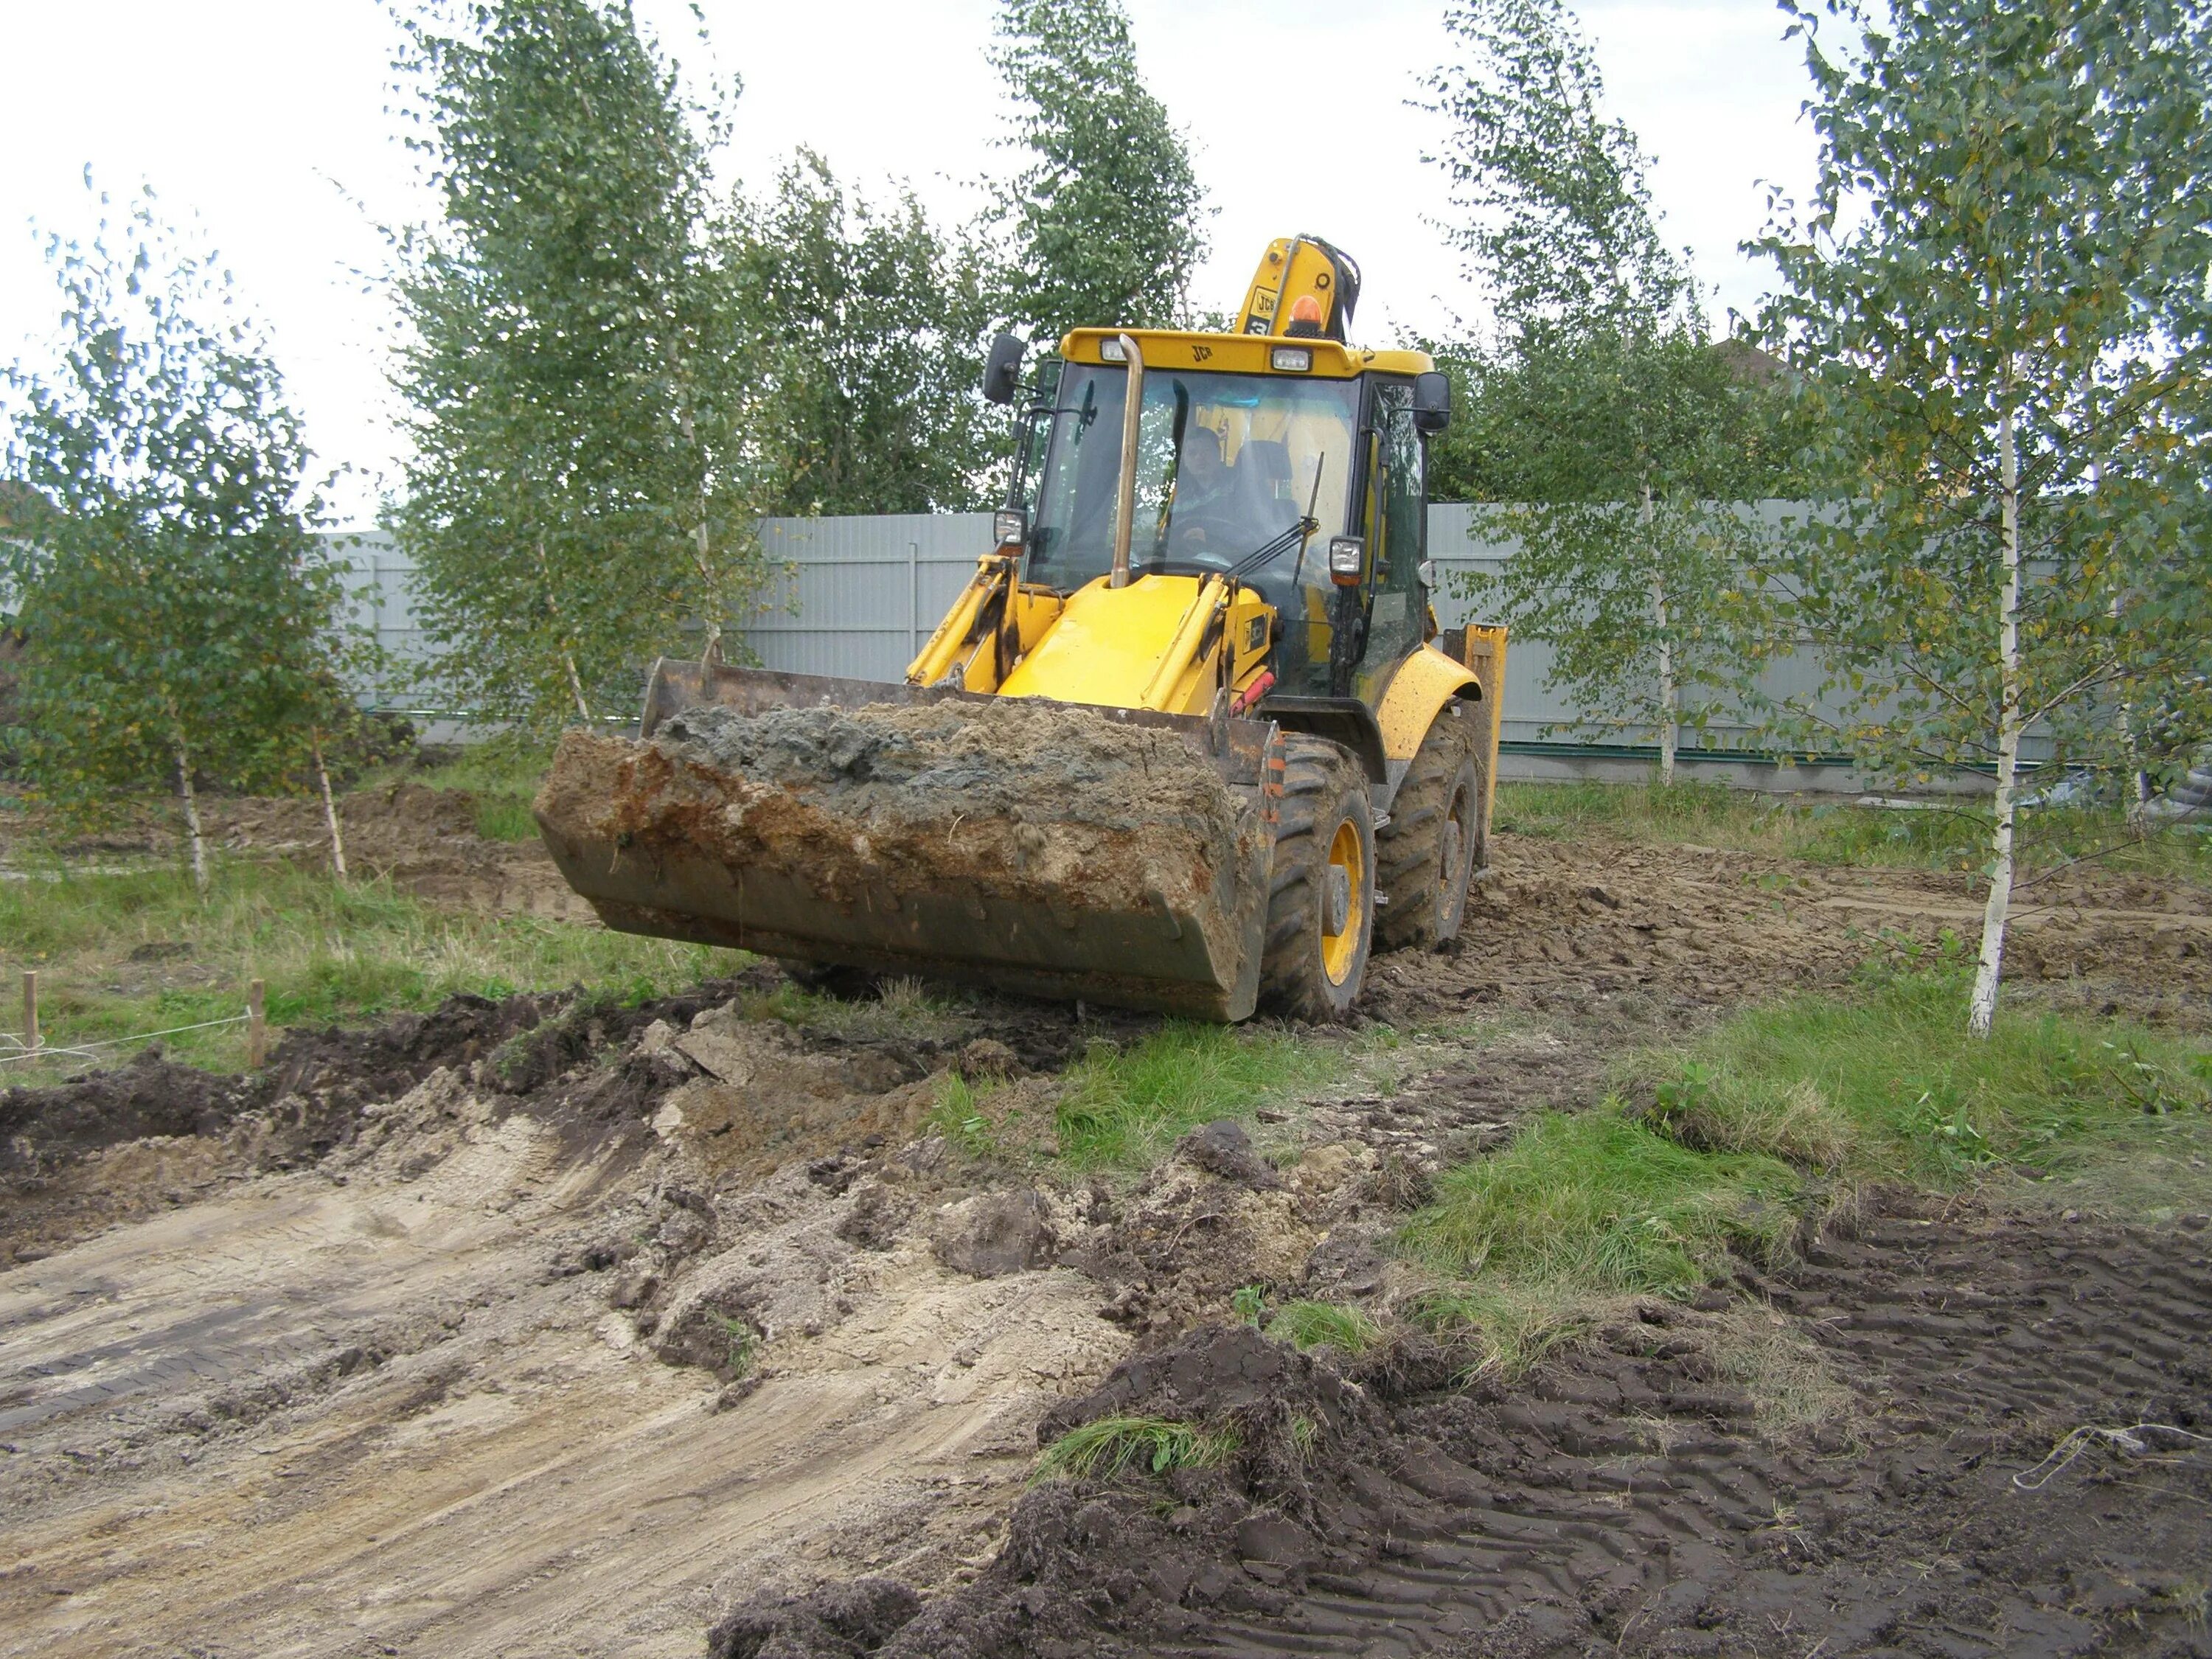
734;1196;2212;1659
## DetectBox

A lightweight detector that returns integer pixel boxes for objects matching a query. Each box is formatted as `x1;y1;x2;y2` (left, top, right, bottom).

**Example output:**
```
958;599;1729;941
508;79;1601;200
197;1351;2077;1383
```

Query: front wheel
1259;737;1376;1021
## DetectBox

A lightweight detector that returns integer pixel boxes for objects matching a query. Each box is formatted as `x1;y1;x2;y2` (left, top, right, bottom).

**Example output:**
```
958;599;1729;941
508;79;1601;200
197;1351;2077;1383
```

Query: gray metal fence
326;509;1880;786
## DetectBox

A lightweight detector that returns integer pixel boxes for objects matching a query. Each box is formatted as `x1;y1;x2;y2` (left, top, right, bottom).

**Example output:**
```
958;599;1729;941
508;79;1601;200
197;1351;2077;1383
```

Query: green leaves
1748;0;2212;796
1425;0;1801;759
389;0;761;733
989;0;1207;342
724;152;995;517
1423;0;1690;341
1;181;360;858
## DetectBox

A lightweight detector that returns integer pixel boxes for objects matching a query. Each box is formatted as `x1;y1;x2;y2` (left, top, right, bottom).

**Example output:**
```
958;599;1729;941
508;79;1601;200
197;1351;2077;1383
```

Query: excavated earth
538;700;1262;971
1;802;2208;1658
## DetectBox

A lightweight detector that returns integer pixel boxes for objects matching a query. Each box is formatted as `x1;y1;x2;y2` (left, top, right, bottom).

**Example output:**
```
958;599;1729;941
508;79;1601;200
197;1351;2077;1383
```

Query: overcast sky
1;0;1821;526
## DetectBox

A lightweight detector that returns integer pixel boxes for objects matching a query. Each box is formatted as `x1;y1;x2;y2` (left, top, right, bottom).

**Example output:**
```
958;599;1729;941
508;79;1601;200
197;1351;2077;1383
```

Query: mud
538;700;1260;981
5;787;2210;1657
716;1194;2211;1658
0;978;1135;1658
1370;835;2212;1029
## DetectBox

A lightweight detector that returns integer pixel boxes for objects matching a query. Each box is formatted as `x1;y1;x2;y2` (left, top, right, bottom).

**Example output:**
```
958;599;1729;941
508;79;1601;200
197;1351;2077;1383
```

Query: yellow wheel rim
1321;817;1366;985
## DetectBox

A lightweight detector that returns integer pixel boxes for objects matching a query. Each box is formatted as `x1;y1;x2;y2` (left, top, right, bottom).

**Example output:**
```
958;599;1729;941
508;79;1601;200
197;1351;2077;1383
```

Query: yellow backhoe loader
535;236;1506;1021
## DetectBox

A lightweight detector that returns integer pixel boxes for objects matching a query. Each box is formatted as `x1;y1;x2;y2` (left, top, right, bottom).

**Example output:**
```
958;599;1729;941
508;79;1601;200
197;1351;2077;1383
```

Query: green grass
747;974;978;1046
1639;965;2212;1191
1493;778;2212;886
1403;1108;1800;1295
1267;1299;1383;1356
1032;1416;1239;1485
1402;967;2212;1379
1051;1021;1342;1171
0;855;737;1077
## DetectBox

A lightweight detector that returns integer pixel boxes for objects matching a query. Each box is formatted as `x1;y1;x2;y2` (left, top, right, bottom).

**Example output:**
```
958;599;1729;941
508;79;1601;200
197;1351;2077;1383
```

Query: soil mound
658;700;1230;839
538;700;1256;956
0;1047;250;1180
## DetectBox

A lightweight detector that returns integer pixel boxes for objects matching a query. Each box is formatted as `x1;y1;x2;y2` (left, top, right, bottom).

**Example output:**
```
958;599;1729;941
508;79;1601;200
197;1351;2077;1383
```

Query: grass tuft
1052;1023;1340;1171
1406;1279;1603;1380
1402;1108;1799;1295
1638;967;2212;1191
1702;1307;1859;1441
0;857;734;1075
1268;1299;1382;1356
1492;779;2211;886
1032;1416;1239;1485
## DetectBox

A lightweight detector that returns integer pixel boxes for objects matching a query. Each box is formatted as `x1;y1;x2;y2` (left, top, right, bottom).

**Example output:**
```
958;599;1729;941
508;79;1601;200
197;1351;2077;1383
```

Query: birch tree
389;0;761;728
725;152;995;515
990;0;1208;341
1;184;361;894
1426;0;1790;778
1750;0;2212;1034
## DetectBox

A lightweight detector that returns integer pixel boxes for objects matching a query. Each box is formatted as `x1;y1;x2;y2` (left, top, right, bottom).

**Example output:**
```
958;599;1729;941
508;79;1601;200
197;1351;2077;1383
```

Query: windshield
1026;365;1360;602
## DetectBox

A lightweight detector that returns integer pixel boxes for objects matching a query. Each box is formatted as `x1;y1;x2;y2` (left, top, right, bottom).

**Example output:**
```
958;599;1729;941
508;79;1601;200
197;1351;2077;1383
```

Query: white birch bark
1644;484;1677;785
312;732;348;881
534;536;594;723
678;406;723;665
174;735;209;898
1969;400;2023;1038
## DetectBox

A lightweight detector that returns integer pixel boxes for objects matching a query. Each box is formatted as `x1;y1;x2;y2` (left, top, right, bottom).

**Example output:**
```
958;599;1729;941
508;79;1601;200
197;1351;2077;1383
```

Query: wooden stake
21;971;38;1056
248;978;267;1068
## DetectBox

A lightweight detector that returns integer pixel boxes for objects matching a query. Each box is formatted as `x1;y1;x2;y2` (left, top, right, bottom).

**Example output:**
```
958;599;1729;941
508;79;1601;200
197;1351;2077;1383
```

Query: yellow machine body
538;237;1507;1021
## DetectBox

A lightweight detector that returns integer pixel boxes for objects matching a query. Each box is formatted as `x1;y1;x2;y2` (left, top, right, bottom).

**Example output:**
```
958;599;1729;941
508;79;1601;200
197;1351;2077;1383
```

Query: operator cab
1018;335;1444;707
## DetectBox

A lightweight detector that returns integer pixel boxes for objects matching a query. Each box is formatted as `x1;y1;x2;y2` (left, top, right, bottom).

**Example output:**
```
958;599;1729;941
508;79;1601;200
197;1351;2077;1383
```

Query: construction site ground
3;775;2209;1658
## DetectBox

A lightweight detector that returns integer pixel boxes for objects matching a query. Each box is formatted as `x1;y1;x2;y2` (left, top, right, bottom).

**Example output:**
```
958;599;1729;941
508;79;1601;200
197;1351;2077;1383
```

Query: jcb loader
535;236;1506;1021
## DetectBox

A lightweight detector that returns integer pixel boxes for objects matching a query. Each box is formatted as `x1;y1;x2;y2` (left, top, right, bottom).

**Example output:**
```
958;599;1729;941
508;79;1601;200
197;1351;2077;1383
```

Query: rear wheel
1376;703;1483;951
1259;737;1376;1021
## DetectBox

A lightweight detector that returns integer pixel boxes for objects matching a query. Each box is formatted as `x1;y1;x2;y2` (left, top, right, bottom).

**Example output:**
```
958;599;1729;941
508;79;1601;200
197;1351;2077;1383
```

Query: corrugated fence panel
333;507;2008;763
745;514;990;681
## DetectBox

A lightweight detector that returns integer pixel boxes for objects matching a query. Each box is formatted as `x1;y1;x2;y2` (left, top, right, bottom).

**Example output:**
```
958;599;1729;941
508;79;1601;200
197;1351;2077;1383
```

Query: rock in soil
1175;1118;1283;1190
931;1189;1059;1279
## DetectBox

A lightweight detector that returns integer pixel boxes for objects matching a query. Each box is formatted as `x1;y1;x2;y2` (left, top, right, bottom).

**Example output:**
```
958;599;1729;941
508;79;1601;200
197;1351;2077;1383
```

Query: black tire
1259;737;1377;1021
1376;703;1484;952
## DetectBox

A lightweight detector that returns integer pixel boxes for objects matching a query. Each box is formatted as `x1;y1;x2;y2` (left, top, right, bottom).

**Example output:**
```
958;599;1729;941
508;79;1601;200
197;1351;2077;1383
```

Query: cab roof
1057;327;1435;381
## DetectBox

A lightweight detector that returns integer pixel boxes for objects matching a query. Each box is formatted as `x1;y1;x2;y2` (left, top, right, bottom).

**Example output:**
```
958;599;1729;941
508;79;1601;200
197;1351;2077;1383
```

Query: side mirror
983;332;1027;406
1412;370;1452;434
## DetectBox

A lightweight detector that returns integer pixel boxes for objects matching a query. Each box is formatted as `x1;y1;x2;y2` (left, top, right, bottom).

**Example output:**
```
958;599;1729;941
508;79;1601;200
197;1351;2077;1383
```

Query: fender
1373;643;1482;799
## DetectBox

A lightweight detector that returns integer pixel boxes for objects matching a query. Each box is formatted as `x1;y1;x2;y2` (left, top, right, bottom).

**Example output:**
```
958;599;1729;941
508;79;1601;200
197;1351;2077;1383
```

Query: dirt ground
2;789;2208;1658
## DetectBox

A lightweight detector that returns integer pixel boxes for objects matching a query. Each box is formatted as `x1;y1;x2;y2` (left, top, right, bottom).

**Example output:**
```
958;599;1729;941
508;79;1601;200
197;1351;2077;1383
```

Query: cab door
1351;379;1424;705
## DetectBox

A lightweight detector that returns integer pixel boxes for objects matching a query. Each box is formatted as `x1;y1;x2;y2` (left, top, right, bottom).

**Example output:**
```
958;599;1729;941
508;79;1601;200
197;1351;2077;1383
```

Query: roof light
1099;338;1126;362
1270;346;1312;372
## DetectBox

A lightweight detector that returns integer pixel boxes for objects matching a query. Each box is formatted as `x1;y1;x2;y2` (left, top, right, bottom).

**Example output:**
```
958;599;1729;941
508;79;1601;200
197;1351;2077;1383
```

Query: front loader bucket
534;659;1284;1020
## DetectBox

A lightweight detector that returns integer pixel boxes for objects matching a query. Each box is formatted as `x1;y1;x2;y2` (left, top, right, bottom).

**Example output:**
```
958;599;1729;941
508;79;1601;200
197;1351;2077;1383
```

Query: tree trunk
1969;404;2023;1038
1644;484;1677;786
174;736;209;898
563;650;593;725
678;405;723;666
312;732;348;881
535;536;594;724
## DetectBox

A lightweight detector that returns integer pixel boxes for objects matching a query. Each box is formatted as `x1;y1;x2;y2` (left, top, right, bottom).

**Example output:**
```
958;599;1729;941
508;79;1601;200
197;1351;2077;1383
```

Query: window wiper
1139;518;1315;583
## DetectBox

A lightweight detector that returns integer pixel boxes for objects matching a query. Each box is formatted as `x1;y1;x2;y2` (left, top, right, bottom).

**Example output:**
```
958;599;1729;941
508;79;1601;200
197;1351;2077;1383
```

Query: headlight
1328;535;1364;585
994;508;1028;549
1270;346;1312;372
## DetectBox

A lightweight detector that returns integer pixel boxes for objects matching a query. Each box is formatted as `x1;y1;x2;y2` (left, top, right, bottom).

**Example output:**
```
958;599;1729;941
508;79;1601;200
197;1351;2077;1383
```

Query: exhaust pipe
1110;333;1144;589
